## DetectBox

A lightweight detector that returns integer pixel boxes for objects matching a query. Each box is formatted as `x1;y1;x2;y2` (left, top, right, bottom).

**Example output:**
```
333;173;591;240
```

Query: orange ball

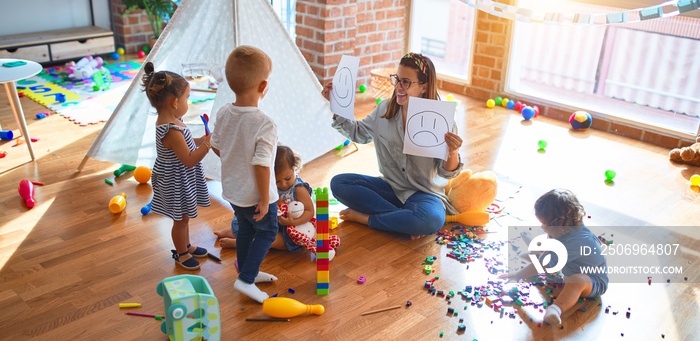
133;166;152;184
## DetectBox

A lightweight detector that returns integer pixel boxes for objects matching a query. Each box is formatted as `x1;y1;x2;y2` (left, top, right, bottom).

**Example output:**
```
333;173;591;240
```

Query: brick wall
296;0;406;85
110;0;155;54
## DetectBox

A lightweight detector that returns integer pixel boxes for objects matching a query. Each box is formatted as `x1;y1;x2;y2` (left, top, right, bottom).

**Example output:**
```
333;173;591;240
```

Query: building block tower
315;187;330;295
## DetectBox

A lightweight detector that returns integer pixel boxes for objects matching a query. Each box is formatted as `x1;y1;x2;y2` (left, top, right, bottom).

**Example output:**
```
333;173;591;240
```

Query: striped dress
151;121;210;220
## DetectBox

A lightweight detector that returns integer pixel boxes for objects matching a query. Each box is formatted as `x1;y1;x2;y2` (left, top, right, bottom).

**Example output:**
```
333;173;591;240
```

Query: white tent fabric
81;0;343;180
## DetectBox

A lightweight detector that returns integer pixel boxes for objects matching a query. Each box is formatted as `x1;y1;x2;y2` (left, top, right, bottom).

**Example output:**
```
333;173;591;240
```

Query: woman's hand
445;132;462;156
321;82;333;101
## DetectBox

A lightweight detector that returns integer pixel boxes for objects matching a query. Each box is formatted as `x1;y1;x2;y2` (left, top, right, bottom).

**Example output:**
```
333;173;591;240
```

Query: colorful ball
486;99;495;108
137;50;146;58
116;47;125;55
514;101;523;112
533;105;540;117
569;111;592;130
133;166;152;184
691;174;700;186
111;52;121;60
538;140;547;150
521;106;535;120
446;94;455;102
605;170;616;181
506;100;515;110
142;45;150;53
358;84;367;93
375;97;382;106
494;97;503;106
501;97;509;108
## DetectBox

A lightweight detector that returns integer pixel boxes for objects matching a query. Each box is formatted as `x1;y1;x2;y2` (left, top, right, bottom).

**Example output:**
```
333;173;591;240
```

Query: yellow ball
446;94;455;102
134;166;152;184
116;47;125;55
501;97;509;107
691;174;700;186
486;99;495;108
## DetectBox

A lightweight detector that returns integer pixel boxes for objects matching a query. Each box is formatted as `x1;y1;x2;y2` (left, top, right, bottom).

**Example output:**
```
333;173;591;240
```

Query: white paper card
402;97;456;160
330;55;360;120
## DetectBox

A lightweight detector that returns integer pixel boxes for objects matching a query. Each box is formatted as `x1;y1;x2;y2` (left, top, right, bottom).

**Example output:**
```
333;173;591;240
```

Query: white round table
0;58;42;161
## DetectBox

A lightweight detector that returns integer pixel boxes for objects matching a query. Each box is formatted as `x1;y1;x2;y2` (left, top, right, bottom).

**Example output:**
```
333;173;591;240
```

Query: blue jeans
230;216;302;252
231;203;279;284
330;173;445;236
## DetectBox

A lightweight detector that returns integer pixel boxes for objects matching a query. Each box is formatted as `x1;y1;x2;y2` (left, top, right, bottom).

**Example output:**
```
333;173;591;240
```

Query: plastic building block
357;276;366;284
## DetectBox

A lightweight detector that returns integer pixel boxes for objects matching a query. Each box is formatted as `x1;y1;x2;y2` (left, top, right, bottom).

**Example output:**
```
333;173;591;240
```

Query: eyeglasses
390;74;421;90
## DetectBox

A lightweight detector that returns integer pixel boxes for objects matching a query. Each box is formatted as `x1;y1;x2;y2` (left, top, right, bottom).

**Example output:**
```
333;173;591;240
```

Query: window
508;0;700;137
409;0;477;81
270;0;296;38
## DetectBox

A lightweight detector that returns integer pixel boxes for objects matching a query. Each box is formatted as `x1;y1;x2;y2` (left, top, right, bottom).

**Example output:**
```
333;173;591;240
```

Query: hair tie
403;52;427;74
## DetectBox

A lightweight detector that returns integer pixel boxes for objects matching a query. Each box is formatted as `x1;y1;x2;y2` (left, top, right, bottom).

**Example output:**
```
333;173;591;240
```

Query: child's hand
444;132;462;155
253;201;269;221
278;214;294;226
321;82;333;101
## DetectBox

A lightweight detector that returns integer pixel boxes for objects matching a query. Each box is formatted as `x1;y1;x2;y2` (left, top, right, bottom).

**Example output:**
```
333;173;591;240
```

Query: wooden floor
1;71;699;340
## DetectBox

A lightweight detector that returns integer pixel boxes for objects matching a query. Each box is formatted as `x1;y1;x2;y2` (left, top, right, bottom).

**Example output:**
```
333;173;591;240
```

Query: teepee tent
79;0;343;180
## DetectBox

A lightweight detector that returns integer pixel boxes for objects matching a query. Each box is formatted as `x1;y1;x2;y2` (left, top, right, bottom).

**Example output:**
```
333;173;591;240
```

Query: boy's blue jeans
231;202;279;284
330;173;445;236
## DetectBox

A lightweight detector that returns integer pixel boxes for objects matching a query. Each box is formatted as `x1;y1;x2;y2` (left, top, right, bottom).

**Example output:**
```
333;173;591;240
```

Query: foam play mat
17;61;142;126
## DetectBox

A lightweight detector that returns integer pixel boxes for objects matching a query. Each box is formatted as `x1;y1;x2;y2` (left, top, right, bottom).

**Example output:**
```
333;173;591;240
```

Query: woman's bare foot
410;235;426;240
339;209;370;225
214;229;235;239
220;237;237;249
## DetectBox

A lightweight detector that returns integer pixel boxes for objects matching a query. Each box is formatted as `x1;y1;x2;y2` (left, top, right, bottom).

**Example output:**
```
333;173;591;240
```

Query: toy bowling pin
445;210;490;226
109;193;127;213
262;297;324;318
18;179;35;208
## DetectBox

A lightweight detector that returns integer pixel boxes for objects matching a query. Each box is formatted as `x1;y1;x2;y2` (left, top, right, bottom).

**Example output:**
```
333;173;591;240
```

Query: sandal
171;250;200;270
187;244;208;258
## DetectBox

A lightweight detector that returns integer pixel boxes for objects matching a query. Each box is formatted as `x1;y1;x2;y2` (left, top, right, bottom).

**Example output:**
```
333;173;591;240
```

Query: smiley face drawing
406;110;449;147
331;67;354;108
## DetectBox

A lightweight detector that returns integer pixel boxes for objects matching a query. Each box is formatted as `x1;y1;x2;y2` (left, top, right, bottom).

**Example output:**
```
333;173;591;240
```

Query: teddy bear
279;201;340;261
669;135;700;167
444;169;498;226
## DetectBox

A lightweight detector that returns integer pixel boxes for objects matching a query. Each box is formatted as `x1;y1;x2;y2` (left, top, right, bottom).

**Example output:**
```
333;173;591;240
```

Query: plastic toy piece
104;178;114;186
360;304;402;316
315;187;331;295
156;275;220;341
200;114;210;135
125;312;164;320
262;297;324;318
141;202;152;215
207;253;222;263
245;318;291;322
119;303;142;308
357;276;366;284
113;164;136;177
18;179;35;208
109;193;127;214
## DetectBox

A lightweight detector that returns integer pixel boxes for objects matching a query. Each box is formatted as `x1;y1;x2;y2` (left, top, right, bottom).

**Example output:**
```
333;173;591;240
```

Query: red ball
137;50;146;58
514;101;523;111
533;105;540;117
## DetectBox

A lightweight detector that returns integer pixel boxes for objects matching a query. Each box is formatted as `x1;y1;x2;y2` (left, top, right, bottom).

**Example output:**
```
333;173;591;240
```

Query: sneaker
187;244;208;258
171;250;200;270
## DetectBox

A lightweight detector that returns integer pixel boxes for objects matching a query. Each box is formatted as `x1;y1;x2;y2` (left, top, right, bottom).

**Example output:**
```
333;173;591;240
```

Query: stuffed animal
280;201;340;261
65;56;104;80
444;169;498;226
669;135;700;167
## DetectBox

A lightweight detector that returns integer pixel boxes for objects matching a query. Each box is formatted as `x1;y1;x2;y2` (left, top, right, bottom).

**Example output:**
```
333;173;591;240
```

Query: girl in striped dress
142;62;212;270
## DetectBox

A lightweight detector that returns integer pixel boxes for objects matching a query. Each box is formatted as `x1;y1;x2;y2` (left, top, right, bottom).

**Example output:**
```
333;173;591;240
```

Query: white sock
234;279;269;304
254;271;278;283
544;304;562;325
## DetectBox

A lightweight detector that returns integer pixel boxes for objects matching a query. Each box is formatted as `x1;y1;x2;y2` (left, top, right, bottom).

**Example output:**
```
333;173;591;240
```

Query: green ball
495;97;503;106
358;84;367;93
375;97;382;106
605;170;616;181
142;45;150;53
537;140;547;150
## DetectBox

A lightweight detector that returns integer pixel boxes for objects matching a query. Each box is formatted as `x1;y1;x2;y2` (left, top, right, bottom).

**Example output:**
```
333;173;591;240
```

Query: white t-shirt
211;103;278;207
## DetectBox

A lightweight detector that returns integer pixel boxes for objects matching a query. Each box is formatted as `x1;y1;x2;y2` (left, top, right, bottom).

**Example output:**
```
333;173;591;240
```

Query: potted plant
121;0;178;46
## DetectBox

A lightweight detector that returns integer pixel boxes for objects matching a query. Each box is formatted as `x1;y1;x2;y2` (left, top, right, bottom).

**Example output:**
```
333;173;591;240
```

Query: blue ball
506;100;515;110
111;52;121;60
521;106;535;120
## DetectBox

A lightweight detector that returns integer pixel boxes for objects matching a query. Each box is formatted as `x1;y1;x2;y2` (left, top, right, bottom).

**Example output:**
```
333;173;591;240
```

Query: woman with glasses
321;53;463;239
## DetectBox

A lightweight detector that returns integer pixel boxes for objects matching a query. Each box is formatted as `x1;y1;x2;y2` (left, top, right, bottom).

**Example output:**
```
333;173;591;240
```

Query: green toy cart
156;275;220;341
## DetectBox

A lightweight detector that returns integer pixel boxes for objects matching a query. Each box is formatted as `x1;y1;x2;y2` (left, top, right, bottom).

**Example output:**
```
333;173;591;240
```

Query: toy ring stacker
486;203;503;214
